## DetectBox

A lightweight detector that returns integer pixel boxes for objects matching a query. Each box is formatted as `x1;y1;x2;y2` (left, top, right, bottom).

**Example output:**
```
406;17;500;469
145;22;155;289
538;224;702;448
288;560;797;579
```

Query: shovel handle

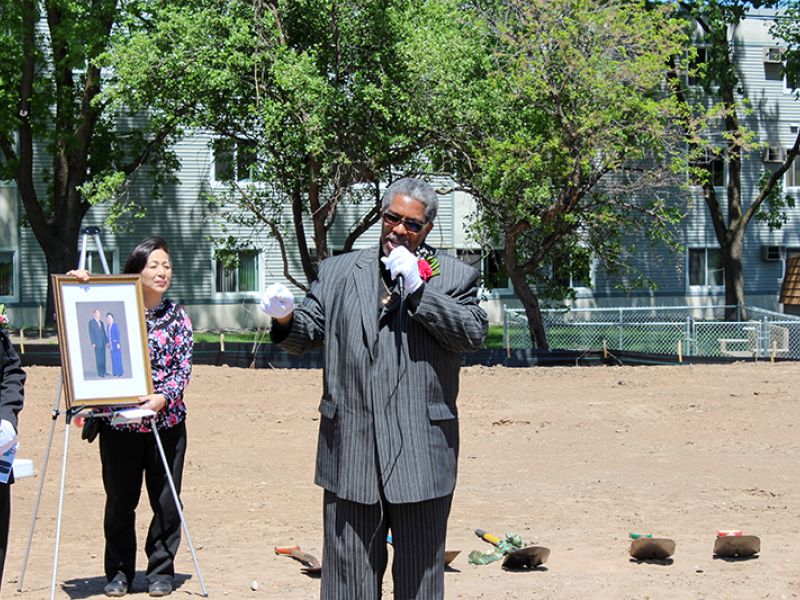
275;545;322;570
474;529;502;546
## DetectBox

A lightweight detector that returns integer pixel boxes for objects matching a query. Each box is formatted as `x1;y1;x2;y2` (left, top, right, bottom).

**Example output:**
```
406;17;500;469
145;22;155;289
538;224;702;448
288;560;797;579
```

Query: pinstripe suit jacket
275;246;488;505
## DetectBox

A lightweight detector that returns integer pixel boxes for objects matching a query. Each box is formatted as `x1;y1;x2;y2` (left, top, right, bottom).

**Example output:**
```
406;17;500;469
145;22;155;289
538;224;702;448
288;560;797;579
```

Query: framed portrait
52;274;153;409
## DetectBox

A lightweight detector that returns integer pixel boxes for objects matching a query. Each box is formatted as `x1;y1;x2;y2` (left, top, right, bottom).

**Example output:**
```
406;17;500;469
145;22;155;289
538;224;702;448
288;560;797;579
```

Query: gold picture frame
52;274;154;409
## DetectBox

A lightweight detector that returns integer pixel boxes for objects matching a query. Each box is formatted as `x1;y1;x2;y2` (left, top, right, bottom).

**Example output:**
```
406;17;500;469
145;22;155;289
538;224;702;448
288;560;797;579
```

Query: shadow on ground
60;572;193;598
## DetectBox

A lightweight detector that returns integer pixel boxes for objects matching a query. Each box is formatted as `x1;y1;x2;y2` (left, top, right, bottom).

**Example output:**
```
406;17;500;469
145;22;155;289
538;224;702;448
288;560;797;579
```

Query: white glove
381;246;423;295
260;283;295;319
0;420;17;455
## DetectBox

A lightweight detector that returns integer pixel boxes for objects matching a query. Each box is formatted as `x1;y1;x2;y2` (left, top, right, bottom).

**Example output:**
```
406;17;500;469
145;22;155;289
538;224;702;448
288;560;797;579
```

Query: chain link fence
503;305;800;359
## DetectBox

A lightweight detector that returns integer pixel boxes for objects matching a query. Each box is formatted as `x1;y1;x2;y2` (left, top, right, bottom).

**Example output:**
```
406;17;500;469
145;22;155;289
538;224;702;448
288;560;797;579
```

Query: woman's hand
138;394;167;413
65;269;91;282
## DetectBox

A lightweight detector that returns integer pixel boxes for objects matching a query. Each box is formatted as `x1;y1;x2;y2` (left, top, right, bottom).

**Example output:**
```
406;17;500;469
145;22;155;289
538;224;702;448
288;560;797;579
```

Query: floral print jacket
110;299;193;433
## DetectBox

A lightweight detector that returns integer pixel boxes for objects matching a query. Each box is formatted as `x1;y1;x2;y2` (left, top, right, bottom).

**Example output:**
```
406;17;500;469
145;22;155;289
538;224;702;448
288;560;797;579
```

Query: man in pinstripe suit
262;177;488;599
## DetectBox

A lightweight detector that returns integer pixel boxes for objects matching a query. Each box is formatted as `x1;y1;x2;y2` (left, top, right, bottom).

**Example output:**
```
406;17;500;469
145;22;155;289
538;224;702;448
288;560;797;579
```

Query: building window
456;249;511;291
213;139;257;182
485;250;511;290
0;251;13;298
687;46;707;87
215;250;259;293
690;151;725;188
553;261;592;290
688;248;724;288
786;157;800;189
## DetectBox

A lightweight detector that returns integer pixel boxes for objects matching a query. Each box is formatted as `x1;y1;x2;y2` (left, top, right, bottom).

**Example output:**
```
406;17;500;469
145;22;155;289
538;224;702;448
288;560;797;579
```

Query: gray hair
381;177;438;223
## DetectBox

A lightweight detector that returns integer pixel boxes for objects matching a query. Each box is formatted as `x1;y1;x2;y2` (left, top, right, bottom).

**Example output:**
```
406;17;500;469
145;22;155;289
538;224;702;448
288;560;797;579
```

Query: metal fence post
763;316;769;358
618;308;624;351
685;316;692;356
503;305;509;355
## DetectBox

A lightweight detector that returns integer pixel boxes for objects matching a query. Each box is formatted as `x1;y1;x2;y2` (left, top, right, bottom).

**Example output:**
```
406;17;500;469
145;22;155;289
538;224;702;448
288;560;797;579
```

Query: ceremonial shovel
274;545;322;575
474;529;550;569
713;531;760;558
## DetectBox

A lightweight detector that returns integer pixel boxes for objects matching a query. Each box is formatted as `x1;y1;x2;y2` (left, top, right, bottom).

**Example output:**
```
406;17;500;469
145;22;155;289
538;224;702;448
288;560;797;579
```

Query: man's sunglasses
382;211;426;233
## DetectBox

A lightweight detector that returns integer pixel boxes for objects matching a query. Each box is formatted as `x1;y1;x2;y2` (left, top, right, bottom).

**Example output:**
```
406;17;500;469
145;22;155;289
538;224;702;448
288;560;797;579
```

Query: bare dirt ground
3;362;800;599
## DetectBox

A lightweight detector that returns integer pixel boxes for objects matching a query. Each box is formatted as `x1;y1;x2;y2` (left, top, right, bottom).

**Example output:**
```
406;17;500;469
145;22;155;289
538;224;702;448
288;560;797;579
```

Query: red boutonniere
416;249;441;282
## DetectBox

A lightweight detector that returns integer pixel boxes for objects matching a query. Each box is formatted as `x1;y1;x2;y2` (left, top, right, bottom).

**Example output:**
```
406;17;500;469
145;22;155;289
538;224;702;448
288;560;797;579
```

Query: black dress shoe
148;580;172;597
104;572;129;597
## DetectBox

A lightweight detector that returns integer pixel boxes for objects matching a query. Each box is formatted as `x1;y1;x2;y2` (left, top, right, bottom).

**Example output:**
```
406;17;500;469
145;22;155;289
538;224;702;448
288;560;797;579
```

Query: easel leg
150;419;207;597
18;228;112;594
17;381;62;592
49;411;73;600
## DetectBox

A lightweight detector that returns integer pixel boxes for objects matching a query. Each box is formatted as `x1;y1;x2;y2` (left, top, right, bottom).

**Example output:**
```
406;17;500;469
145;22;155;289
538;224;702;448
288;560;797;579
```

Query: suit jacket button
426;313;438;323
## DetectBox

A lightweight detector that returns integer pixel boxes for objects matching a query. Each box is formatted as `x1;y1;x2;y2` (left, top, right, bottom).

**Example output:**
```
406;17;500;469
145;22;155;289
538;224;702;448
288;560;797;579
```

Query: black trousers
0;483;10;593
321;490;452;600
93;345;106;377
99;421;186;584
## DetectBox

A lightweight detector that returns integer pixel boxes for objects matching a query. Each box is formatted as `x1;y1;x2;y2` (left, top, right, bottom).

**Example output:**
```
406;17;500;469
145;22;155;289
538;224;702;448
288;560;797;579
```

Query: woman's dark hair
123;236;170;274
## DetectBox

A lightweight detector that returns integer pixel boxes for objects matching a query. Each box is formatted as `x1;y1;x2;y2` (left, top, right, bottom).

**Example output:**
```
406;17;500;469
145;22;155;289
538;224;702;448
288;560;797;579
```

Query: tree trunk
290;185;317;283
16;174;87;323
41;232;82;324
723;229;746;321
504;238;549;349
308;156;329;262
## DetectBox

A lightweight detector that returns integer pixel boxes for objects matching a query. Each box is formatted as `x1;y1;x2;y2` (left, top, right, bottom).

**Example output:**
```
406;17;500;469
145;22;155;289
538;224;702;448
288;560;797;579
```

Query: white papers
110;408;156;426
12;458;34;479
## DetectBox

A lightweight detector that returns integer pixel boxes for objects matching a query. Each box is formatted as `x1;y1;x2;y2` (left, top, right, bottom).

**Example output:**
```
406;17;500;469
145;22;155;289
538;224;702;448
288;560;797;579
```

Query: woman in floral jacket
69;237;192;598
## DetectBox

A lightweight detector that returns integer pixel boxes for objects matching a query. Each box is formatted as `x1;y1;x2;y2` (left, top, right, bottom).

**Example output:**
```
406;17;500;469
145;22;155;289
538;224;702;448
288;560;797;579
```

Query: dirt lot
3;362;799;599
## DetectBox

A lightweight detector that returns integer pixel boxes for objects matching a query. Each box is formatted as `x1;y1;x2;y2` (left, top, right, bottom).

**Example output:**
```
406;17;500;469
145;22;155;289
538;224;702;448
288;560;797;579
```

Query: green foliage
772;2;800;95
104;0;463;284
78;171;127;206
0;0;186;302
445;0;691;310
754;169;796;228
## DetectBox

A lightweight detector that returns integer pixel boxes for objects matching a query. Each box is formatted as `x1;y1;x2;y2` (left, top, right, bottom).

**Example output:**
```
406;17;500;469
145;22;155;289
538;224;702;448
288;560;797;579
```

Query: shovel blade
713;535;760;558
629;537;676;560
501;545;550;570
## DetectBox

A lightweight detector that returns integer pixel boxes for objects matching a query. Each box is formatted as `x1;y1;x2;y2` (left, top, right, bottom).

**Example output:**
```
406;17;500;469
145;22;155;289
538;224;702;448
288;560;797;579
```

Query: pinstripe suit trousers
321;490;452;600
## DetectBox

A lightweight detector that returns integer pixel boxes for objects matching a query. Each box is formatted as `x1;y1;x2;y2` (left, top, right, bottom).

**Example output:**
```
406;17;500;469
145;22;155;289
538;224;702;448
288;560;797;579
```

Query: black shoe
148;580;172;597
104;572;129;597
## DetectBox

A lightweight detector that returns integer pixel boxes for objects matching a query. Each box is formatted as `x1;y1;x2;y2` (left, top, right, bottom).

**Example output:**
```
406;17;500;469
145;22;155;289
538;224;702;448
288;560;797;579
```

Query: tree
104;0;459;290
778;0;800;77
675;1;800;320
438;0;691;348
0;1;185;321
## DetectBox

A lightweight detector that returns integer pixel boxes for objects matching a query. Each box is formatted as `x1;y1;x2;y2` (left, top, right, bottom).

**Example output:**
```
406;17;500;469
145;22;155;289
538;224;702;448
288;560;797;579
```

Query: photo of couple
81;303;129;380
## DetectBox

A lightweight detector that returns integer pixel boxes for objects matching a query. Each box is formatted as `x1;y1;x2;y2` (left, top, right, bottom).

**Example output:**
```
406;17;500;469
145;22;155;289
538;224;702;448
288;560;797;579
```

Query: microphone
396;274;404;297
